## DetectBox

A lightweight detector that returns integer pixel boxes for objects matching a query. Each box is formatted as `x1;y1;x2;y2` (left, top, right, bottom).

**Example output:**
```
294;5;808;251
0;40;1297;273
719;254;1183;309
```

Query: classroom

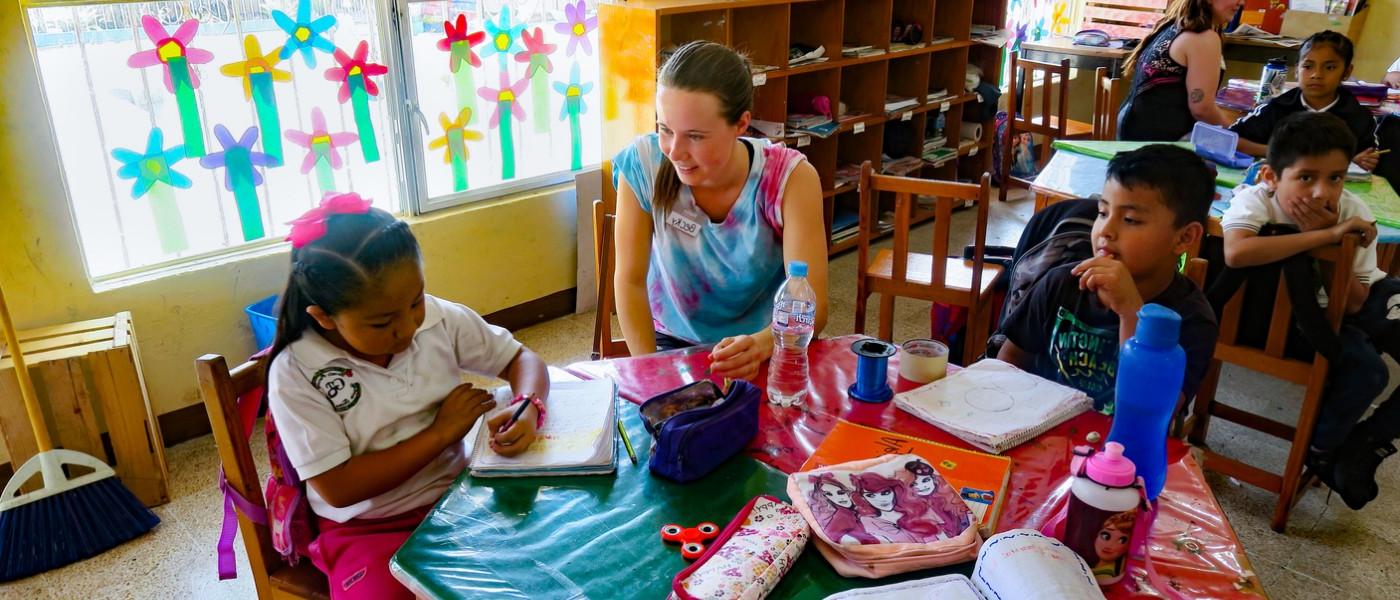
1;0;1399;598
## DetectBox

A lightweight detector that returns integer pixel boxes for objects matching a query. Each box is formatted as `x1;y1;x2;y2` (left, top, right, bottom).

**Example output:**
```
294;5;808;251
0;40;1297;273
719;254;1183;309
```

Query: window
25;0;600;281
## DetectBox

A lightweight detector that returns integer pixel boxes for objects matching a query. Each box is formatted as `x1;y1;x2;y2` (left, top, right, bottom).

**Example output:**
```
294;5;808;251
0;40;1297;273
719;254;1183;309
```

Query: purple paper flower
200;125;274;190
553;0;597;57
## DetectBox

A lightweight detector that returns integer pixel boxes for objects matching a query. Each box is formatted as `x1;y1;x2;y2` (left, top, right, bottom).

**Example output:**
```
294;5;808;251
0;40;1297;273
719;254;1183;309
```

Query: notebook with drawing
469;379;618;477
893;359;1091;454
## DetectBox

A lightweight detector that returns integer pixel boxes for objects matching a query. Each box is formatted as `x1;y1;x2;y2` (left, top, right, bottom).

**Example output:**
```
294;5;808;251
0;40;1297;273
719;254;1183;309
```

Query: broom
0;283;158;581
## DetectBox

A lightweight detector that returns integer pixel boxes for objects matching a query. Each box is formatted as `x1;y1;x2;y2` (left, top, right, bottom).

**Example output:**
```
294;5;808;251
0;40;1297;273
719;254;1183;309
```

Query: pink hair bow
285;193;373;248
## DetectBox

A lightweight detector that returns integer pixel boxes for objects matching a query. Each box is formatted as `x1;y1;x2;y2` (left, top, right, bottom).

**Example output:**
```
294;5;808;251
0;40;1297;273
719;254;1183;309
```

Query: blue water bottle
1107;304;1185;500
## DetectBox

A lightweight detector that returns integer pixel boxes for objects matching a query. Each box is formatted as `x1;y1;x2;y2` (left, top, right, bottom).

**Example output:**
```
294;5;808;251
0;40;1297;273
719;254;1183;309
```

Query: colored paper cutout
554;0;597;57
479;72;528;180
272;0;337;68
439;14;485;120
221;35;292;165
554;64;593;171
285;107;357;195
200;125;274;241
599;7;655;133
517;27;556;134
128;16;211;157
482;6;525;71
112;128;192;253
429;108;484;192
326;41;388;163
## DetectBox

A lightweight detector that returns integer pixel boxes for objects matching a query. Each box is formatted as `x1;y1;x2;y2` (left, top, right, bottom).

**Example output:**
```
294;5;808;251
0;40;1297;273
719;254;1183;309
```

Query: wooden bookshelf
600;0;1004;254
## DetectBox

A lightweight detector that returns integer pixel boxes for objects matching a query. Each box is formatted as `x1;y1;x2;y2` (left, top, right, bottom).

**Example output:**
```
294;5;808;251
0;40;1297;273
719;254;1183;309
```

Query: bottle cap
1086;442;1137;487
788;260;808;277
1135;303;1181;348
1267;57;1286;67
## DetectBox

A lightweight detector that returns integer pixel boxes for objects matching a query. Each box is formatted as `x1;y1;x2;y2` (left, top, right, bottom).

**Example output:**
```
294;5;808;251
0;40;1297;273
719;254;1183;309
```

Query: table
391;336;1264;599
1020;36;1129;74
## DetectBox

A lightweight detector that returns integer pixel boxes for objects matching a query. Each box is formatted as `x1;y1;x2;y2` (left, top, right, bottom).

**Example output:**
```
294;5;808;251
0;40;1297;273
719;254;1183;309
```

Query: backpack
982;198;1098;358
216;358;318;580
993;111;1041;186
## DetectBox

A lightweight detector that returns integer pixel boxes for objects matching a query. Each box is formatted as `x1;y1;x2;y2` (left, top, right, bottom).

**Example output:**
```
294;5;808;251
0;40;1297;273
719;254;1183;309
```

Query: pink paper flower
477;72;529;128
284;107;358;174
324;41;389;104
127;16;214;92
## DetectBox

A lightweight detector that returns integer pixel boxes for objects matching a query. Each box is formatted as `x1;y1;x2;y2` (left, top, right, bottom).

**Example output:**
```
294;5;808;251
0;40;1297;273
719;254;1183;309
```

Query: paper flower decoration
272;0;337;67
553;64;594;171
113;128;191;253
429;108;484;192
220;35;293;164
127;16;211;156
325;41;388;162
482;6;525;67
517;27;556;133
201;125;274;241
285;107;358;195
438;13;485;73
554;0;597;57
478;72;529;180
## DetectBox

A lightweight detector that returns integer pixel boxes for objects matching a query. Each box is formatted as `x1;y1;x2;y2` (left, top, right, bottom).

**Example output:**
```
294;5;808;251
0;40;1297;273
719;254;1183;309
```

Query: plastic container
848;339;896;403
1062;442;1143;586
245;295;279;350
1258;57;1287;100
1107;304;1185;500
1191;122;1254;169
767;261;816;406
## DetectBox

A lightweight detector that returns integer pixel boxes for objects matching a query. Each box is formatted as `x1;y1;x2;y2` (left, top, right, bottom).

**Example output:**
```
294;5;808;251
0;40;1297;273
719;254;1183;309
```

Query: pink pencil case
669;495;810;600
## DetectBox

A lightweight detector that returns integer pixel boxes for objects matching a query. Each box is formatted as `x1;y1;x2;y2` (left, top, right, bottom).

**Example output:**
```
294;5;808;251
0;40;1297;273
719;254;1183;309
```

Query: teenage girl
1229;30;1379;170
266;193;549;599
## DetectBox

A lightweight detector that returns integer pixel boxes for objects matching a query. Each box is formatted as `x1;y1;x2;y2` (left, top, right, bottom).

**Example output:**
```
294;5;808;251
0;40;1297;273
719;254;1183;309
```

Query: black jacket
1228;87;1376;152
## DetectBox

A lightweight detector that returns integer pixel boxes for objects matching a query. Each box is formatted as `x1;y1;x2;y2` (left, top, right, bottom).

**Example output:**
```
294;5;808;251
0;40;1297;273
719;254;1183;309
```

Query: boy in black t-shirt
998;145;1219;416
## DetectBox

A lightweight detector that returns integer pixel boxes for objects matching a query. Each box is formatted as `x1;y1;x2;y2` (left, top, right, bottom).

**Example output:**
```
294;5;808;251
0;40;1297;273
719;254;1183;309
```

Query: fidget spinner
660;522;720;560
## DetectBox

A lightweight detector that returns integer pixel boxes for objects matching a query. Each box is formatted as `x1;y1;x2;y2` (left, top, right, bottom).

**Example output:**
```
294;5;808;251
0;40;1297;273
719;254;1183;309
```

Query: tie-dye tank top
612;133;807;344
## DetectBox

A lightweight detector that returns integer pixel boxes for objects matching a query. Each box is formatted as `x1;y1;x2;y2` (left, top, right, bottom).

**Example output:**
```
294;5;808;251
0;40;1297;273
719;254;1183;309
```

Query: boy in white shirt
1222;112;1399;510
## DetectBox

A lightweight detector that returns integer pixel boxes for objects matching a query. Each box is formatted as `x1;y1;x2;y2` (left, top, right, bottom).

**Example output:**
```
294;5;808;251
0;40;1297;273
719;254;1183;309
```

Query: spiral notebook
893;359;1091;454
469;379;617;477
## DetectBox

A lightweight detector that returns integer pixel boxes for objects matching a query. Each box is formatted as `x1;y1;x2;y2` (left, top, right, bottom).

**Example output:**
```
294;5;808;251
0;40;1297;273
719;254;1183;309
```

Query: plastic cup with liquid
899;339;949;384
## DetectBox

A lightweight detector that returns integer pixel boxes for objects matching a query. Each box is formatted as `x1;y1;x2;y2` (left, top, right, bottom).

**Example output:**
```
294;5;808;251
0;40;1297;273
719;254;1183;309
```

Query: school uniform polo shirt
1228;88;1376;152
268;294;522;523
1222;183;1388;286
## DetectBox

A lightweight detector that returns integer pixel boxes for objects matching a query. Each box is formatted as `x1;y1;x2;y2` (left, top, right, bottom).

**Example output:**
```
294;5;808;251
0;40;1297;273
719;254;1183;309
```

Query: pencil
617;417;638;464
499;396;534;433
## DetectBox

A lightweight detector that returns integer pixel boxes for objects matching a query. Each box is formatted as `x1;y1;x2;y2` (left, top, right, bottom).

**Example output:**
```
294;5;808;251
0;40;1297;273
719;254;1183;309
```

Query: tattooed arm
1178;30;1231;127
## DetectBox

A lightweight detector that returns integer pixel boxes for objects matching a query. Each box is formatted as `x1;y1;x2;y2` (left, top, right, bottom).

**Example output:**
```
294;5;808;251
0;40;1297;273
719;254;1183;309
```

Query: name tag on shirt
667;211;701;237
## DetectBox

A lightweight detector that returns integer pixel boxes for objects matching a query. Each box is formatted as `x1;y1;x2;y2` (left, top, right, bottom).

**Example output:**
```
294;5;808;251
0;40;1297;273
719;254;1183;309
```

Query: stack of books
789;44;828;67
881;155;924;177
841;45;886;58
884;95;919;114
923;147;956;167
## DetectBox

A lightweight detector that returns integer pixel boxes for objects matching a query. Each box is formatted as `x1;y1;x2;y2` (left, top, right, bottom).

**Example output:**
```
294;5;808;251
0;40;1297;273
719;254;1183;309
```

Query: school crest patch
312;366;361;413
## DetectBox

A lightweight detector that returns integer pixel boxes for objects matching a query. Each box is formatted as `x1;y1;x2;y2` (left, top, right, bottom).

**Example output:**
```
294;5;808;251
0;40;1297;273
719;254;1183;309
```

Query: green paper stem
531;68;550;134
568;100;582;171
251;73;283;165
147;182;188;254
226;150;265;241
452;47;478;120
350;76;380;163
500;102;515;180
312;143;335;195
447;129;468;191
168;57;205;158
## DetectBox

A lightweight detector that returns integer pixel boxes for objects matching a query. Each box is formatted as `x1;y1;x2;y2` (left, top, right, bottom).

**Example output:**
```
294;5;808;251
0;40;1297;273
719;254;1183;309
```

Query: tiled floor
9;191;1399;599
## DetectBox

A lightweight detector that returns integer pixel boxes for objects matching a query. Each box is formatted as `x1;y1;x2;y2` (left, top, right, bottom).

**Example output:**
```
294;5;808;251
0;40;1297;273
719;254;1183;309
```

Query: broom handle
0;283;52;452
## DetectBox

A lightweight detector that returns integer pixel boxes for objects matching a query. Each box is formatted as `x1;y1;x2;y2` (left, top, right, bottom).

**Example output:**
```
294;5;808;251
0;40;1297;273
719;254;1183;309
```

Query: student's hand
1386;71;1400;89
487;403;538;457
1330;216;1377;247
1279;194;1339;232
1355;148;1380;172
1071;255;1144;318
430;383;497;443
710;335;766;381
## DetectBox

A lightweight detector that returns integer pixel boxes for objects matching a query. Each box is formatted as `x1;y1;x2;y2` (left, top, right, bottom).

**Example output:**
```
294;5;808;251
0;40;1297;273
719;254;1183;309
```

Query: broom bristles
0;476;159;581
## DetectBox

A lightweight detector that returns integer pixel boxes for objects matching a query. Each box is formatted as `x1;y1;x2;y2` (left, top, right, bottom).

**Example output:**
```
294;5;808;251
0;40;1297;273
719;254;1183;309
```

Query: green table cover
389;405;968;599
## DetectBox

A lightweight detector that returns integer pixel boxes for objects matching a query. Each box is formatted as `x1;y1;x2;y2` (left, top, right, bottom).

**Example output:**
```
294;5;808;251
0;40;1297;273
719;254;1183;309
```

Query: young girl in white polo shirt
265;193;549;599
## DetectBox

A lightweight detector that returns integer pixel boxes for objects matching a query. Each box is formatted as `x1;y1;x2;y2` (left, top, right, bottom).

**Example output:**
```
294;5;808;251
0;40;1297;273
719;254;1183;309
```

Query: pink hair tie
285;193;373;248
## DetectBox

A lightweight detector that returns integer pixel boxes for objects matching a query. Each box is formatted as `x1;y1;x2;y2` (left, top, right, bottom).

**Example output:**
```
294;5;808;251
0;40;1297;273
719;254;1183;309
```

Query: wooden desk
1020;36;1128;74
1222;36;1300;66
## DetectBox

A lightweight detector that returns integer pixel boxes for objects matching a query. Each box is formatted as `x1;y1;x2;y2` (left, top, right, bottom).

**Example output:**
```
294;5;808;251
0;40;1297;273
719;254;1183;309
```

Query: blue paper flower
482;6;525;61
112;128;191;198
553;63;593;120
273;0;337;67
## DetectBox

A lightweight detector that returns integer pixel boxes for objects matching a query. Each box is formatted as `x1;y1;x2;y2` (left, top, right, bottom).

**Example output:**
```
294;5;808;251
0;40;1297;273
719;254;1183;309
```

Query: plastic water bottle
1107;304;1185;500
1258;57;1287;101
1063;442;1143;586
767;261;816;406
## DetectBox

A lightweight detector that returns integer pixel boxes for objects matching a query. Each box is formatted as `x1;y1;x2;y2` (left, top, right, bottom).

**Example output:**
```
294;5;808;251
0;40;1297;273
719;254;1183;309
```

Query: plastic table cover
391;336;1264;598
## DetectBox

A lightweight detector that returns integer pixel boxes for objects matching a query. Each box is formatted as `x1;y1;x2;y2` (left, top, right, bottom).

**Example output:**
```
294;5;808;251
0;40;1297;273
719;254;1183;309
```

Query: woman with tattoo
1117;0;1242;141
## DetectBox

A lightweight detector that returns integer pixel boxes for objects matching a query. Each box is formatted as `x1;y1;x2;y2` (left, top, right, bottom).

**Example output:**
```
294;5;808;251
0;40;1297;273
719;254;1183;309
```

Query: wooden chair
1091;66;1126;141
591;161;628;360
853;163;1001;362
197;354;330;600
999;54;1093;202
1185;222;1360;532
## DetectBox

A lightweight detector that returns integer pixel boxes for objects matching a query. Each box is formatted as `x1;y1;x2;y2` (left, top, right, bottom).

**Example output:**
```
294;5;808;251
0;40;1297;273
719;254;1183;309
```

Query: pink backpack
216;360;318;580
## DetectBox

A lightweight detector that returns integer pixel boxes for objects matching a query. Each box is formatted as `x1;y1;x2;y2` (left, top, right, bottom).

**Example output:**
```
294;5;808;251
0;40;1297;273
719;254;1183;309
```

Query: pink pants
310;505;431;599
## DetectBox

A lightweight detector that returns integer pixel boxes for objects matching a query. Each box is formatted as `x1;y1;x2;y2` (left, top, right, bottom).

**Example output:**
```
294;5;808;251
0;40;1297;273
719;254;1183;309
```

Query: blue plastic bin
245;295;279;350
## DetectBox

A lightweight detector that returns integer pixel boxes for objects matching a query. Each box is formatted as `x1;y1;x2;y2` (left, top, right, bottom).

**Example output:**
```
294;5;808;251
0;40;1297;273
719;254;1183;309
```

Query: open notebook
893;359;1091;454
469;379;617;477
822;530;1104;600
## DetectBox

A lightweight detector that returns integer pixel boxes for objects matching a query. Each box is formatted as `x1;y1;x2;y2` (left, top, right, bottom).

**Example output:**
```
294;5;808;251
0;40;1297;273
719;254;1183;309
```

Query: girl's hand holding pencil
488;398;539;457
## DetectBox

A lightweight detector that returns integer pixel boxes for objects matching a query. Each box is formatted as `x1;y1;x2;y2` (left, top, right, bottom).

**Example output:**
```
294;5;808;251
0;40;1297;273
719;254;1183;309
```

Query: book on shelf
882;155;925;176
888;41;926;53
786;113;832;129
924;136;948;151
747;119;784;139
750;64;779;74
841;45;887;58
836;111;871;124
926;89;951;102
883;95;919;113
789;43;828;67
789;121;839;138
928;35;954;46
923;147;957;167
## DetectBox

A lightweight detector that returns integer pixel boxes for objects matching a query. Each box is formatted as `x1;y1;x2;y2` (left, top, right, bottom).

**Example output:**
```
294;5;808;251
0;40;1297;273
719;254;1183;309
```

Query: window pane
29;0;398;279
405;0;601;203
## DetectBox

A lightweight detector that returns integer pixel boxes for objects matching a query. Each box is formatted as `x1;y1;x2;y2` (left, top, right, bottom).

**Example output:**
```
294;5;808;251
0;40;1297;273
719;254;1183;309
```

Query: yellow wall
1354;0;1400;82
0;4;578;464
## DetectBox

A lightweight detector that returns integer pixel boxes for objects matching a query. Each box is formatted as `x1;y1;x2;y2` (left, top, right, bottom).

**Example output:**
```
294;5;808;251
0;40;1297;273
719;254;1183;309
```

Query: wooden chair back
1000;54;1079;202
196;354;329;599
591;162;628;360
1092;66;1126;140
